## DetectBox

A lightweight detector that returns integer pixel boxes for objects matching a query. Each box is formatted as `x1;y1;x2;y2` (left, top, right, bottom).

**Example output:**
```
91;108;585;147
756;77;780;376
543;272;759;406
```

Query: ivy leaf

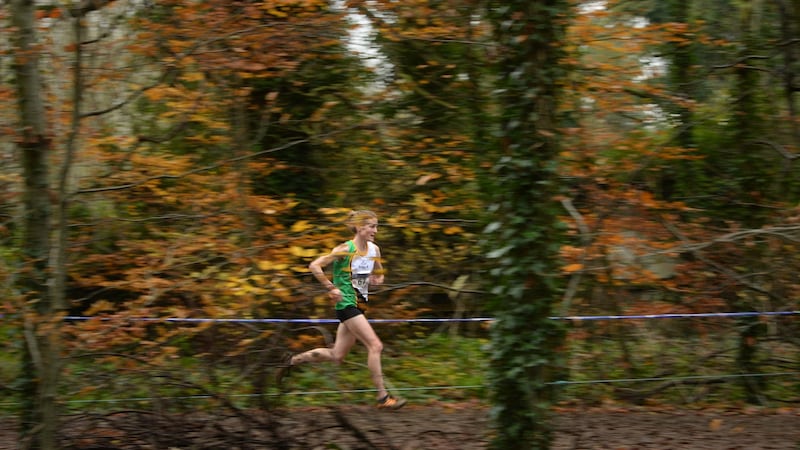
487;245;513;259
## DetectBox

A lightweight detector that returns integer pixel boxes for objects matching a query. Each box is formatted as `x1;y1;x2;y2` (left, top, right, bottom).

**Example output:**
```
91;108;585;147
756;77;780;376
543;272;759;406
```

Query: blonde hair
346;210;378;233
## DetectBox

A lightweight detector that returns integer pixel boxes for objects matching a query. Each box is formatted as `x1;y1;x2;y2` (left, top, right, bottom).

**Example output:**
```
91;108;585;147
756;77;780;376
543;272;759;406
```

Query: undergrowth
1;328;797;414
275;333;490;407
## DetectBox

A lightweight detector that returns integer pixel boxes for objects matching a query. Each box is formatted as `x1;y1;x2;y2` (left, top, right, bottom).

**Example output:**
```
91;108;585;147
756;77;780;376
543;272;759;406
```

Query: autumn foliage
1;0;799;448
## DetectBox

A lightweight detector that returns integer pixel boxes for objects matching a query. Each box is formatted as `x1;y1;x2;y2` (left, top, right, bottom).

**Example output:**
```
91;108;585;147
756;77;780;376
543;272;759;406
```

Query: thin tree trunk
774;0;800;145
11;1;59;449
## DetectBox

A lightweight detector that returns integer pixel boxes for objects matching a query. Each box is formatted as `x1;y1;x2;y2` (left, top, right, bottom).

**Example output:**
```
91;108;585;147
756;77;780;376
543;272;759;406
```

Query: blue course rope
0;311;797;325
555;311;799;321
46;310;798;324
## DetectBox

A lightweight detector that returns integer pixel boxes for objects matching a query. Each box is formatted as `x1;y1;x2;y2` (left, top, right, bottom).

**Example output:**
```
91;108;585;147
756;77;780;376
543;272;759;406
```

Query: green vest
332;241;357;310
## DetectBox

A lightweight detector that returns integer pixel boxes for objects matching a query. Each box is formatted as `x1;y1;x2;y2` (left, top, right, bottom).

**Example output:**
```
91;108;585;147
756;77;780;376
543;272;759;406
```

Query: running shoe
376;394;407;410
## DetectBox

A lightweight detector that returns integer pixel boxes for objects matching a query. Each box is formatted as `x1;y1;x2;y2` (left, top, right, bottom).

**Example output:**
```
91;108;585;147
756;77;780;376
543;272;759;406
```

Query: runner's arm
309;243;349;290
370;245;385;285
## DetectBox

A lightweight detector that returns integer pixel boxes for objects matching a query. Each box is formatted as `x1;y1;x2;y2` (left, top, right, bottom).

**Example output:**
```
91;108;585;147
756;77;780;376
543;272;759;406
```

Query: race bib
352;273;370;295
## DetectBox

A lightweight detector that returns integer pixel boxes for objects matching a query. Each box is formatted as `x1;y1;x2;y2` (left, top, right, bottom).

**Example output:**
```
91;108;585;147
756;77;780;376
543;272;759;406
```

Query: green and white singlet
332;240;378;310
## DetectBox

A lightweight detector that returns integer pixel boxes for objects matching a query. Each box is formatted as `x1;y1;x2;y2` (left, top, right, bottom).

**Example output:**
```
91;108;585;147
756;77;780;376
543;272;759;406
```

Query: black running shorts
335;305;364;322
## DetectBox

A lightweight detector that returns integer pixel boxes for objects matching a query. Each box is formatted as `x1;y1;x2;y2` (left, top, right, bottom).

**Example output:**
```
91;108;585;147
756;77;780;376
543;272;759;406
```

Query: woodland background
0;0;798;449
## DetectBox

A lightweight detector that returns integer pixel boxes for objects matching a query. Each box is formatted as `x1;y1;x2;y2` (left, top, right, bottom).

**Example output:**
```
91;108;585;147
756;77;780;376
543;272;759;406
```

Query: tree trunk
775;0;800;145
484;1;570;449
11;1;59;449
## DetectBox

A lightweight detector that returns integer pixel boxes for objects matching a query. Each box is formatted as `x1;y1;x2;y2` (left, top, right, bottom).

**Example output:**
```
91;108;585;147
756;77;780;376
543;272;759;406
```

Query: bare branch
712;54;771;70
662;221;791;303
68;0;117;17
750;139;799;160
74;137;308;194
74;123;366;195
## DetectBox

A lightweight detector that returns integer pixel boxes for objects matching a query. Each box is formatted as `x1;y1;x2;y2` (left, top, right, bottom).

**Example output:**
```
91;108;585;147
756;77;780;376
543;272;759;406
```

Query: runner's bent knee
365;338;383;354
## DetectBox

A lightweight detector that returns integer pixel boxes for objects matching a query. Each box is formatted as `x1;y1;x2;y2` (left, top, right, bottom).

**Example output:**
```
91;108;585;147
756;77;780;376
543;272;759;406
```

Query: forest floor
1;402;798;449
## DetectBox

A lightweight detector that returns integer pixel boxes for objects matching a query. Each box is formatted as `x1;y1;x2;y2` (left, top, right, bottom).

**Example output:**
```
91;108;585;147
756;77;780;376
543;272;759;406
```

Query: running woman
278;210;406;409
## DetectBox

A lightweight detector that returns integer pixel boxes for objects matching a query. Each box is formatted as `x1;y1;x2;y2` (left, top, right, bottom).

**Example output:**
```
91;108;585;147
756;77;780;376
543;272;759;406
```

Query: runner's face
357;219;378;241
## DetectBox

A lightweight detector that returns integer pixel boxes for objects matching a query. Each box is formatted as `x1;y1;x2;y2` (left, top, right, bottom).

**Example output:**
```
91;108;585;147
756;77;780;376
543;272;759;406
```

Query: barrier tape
37;310;798;324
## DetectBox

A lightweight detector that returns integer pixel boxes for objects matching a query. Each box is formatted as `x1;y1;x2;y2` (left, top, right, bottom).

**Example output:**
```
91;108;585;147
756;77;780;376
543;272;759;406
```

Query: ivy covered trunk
484;2;571;449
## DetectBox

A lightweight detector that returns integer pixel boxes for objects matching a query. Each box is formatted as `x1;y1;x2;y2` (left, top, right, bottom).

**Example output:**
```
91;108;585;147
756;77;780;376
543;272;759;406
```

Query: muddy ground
1;403;798;449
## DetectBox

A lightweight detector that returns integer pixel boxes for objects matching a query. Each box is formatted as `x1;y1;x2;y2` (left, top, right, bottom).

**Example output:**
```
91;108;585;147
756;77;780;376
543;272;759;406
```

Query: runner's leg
341;314;388;400
291;322;356;365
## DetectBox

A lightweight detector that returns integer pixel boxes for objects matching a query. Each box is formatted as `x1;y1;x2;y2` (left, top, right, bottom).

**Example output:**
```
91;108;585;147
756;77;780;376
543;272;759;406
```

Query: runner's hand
328;288;341;302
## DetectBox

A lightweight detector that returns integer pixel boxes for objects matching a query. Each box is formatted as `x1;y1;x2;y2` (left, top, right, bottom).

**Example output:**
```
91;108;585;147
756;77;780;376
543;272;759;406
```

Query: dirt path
549;408;800;450
279;405;799;450
1;405;798;449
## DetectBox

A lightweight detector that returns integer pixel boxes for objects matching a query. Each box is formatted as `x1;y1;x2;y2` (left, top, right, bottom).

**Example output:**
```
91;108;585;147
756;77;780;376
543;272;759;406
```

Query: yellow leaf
289;246;317;258
144;87;168;101
258;261;289;270
291;220;313;232
180;72;204;82
85;300;115;315
77;386;99;395
319;207;350;215
562;263;584;273
443;226;463;235
416;174;434;185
